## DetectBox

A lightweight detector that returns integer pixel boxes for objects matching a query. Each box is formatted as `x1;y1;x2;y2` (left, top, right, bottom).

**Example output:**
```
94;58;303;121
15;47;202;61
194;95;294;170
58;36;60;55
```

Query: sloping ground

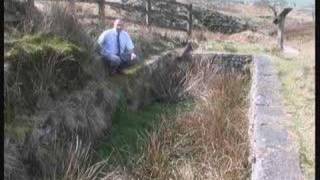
3;1;187;176
4;33;117;179
5;1;314;179
4;30;252;179
3;2;186;176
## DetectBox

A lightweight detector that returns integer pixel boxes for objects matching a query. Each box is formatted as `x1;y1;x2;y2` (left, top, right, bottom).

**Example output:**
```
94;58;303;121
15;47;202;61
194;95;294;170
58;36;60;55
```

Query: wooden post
146;0;151;26
27;0;34;7
187;4;192;36
98;0;105;21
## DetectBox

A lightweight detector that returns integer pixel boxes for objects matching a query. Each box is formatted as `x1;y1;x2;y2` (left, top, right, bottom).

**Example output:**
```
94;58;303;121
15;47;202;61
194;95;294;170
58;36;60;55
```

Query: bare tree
273;8;292;50
256;0;292;50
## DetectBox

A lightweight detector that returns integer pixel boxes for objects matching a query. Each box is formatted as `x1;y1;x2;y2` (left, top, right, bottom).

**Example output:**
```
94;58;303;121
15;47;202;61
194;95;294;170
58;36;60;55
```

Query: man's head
113;19;124;32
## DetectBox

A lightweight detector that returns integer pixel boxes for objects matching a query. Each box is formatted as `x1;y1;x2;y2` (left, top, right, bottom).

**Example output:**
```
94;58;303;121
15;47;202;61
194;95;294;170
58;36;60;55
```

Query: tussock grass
98;58;251;179
4;138;28;180
63;136;107;180
149;54;189;103
39;2;96;52
132;67;250;180
4;3;115;180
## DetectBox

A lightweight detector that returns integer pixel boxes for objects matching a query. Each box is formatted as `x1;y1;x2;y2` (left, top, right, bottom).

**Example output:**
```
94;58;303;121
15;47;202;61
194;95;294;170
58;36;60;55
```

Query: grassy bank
4;2;187;179
271;40;315;179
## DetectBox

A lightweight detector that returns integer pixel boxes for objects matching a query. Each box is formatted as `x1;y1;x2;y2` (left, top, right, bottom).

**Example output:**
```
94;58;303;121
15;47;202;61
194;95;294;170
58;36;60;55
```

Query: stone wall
192;53;253;74
193;9;254;34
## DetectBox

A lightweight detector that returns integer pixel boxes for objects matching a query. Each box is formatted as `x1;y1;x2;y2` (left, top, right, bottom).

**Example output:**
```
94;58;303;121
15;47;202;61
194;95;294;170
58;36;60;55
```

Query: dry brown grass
63;136;107;180
102;58;251;179
136;78;249;179
39;2;96;52
149;52;189;103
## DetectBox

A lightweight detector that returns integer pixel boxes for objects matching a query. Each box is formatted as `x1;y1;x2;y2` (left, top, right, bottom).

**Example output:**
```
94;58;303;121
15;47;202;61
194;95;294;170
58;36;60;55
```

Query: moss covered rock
5;33;86;62
4;33;92;114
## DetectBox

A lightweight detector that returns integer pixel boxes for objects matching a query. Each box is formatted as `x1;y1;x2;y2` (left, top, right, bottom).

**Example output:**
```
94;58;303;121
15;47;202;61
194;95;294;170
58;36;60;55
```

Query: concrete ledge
123;48;185;75
249;55;303;180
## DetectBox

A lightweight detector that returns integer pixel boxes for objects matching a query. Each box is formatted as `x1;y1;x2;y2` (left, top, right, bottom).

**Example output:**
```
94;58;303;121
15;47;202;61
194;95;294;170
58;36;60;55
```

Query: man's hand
131;53;137;60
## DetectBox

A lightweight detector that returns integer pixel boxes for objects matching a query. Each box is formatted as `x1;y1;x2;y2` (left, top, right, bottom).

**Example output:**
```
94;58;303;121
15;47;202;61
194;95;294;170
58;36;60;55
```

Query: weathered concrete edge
249;55;303;180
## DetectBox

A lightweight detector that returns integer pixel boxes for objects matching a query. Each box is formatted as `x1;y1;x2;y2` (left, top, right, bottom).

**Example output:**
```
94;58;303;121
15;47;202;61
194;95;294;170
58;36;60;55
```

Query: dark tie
117;31;121;56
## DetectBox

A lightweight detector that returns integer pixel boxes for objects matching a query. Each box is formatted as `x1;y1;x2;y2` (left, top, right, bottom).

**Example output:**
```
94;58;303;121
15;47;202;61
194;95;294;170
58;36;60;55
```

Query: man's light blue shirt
97;28;134;57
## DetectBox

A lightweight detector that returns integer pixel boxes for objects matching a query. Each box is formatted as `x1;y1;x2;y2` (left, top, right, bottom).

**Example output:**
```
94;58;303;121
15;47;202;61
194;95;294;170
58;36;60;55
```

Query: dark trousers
102;53;139;71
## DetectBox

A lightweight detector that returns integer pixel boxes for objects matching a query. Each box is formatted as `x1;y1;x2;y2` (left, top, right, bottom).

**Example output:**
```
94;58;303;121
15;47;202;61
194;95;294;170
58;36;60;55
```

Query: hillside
4;0;314;179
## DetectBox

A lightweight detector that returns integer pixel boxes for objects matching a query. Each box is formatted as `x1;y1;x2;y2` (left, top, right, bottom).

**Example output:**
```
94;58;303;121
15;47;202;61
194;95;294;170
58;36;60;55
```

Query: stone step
122;47;185;75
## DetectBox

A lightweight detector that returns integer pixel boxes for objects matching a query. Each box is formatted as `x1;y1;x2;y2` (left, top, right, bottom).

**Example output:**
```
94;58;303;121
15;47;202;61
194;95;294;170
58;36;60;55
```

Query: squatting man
98;19;138;75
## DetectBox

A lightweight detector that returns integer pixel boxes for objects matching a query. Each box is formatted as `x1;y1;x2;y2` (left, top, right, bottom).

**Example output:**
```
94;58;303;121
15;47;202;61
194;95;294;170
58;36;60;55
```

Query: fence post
146;0;151;26
98;0;105;21
27;0;34;7
187;3;192;36
69;0;75;14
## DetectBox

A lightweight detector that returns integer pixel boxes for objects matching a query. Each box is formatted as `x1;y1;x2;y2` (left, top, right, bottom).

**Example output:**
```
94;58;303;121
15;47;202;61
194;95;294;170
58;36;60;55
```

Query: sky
291;0;314;7
249;0;314;7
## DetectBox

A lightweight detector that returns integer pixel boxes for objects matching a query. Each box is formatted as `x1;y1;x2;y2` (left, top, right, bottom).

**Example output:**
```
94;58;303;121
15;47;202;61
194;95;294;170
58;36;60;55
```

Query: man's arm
97;31;107;47
124;32;134;52
124;32;136;60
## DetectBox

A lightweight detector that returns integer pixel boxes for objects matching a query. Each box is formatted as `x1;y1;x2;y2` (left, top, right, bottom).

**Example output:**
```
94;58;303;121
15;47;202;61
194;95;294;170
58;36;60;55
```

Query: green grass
98;96;194;164
271;54;315;180
204;40;268;54
4;33;85;62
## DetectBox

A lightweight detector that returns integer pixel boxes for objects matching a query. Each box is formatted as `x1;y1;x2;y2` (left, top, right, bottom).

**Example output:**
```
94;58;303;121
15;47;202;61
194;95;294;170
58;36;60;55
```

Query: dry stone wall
192;53;253;74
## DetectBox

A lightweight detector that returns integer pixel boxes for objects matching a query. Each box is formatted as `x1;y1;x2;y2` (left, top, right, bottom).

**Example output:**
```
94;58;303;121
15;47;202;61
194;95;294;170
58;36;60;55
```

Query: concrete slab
249;55;303;180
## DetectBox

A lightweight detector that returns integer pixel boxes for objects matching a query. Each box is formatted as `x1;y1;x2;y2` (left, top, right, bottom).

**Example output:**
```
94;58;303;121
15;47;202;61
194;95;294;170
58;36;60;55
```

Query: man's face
115;20;124;32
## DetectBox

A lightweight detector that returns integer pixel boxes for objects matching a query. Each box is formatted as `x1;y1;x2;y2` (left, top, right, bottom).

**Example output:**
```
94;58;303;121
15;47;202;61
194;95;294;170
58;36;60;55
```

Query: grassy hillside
4;0;314;179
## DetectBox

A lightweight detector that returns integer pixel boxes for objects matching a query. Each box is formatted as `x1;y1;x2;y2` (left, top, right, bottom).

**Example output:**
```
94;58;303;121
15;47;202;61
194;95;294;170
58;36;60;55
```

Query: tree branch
267;4;278;17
